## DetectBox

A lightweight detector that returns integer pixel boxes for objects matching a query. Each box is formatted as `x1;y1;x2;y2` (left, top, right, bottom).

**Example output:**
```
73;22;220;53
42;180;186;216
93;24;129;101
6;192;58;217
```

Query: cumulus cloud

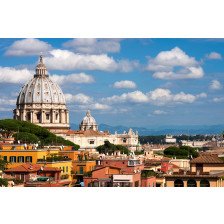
102;91;149;104
153;110;167;115
4;38;52;56
64;93;93;104
51;73;94;85
147;88;206;106
43;49;136;73
153;67;204;80
0;66;33;84
205;52;222;60
112;80;137;89
209;80;222;90
43;49;117;72
62;38;121;54
146;47;204;80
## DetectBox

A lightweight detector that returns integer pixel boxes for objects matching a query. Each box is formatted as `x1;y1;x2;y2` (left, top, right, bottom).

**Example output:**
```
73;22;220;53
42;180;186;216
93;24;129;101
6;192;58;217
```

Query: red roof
4;164;61;173
190;154;224;164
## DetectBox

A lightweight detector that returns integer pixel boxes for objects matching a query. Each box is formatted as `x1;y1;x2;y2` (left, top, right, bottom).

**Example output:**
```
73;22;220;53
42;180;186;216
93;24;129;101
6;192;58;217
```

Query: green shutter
4;156;7;161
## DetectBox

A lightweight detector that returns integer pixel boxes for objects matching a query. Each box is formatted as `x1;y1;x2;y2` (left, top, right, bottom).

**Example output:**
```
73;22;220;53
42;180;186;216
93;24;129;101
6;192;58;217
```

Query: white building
57;110;140;152
13;56;70;134
165;134;176;144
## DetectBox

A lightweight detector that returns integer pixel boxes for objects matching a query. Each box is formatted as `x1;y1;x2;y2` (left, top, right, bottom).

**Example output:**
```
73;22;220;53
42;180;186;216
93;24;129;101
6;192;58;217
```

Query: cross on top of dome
35;55;48;77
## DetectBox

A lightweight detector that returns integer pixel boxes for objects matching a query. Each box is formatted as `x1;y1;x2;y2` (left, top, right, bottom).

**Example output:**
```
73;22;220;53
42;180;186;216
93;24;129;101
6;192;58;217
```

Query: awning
37;177;49;180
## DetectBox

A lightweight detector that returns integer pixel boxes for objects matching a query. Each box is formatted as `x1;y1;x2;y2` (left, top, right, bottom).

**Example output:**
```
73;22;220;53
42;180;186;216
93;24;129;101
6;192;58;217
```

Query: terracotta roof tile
190;154;224;164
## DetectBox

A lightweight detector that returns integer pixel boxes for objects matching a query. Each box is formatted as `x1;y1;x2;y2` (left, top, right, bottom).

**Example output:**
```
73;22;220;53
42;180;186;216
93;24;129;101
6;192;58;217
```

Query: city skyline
0;38;224;128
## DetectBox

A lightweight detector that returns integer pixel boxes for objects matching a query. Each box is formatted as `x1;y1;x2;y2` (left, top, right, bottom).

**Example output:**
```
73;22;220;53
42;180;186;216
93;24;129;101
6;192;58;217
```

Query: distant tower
13;56;70;134
79;110;98;131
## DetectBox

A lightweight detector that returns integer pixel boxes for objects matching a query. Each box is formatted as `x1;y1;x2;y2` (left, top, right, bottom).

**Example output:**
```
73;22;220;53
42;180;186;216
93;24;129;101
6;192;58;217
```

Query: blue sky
0;38;224;128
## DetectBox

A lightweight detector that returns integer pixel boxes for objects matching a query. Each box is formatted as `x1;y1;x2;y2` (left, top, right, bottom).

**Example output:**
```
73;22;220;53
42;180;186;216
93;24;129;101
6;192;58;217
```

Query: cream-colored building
13;56;70;134
58;110;140;151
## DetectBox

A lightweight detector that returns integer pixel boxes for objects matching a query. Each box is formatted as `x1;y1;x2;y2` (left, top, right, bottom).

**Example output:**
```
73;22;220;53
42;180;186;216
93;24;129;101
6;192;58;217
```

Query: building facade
13;56;70;134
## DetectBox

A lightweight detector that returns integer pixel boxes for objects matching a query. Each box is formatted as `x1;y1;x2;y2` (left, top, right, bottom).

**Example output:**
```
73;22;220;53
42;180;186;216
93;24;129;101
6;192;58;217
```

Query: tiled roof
5;164;41;172
4;164;61;173
190;154;224;164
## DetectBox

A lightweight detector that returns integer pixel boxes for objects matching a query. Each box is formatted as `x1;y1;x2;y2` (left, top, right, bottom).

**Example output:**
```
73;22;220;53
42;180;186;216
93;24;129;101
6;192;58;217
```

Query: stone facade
58;110;140;151
13;56;70;134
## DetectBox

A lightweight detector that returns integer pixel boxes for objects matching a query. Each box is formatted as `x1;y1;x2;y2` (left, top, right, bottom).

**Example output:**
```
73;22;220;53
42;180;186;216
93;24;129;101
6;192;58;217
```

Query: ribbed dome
81;110;96;125
17;56;66;105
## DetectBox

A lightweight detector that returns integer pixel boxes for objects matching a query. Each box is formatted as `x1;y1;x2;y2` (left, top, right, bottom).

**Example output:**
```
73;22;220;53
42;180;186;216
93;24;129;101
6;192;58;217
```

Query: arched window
200;179;210;187
174;179;184;187
187;179;197;187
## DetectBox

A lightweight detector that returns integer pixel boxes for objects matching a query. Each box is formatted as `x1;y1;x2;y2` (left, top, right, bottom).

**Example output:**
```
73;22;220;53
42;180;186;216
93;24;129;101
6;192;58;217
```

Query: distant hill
70;123;224;136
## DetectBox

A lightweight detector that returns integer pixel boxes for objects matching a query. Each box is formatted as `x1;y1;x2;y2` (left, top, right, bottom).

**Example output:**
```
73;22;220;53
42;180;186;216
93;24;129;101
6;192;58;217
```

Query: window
3;156;7;161
149;183;150;187
26;156;32;163
21;174;25;182
135;181;139;187
18;156;24;163
89;166;91;171
89;140;94;144
10;156;16;163
56;114;58;120
79;166;83;174
63;167;65;173
123;139;127;143
66;166;68;172
46;114;50;120
153;182;154;187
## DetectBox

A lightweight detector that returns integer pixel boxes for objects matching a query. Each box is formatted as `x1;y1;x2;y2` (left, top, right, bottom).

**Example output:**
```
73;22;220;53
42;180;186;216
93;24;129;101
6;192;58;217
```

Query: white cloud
206;52;222;60
0;107;13;111
44;49;117;72
213;96;224;102
5;38;52;56
51;73;94;85
64;93;93;104
153;110;167;115
146;88;206;106
117;59;139;72
0;98;16;106
209;80;222;90
102;91;149;104
146;47;204;80
102;88;206;106
78;103;111;110
62;38;121;54
112;80;137;89
43;49;136;73
153;67;204;80
0;66;33;84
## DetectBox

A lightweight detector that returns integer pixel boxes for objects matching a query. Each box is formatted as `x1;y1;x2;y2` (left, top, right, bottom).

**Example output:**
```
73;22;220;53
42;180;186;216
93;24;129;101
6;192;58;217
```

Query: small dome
81;110;96;125
17;56;66;105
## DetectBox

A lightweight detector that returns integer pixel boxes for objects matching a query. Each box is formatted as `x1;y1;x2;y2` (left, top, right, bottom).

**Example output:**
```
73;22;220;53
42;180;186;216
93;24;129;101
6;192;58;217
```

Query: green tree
0;178;8;187
96;141;130;155
0;119;80;148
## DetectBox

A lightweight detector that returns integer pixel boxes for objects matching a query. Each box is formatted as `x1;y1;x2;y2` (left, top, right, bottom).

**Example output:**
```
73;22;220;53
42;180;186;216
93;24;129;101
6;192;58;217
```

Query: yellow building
37;160;73;181
72;160;96;183
0;144;59;169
